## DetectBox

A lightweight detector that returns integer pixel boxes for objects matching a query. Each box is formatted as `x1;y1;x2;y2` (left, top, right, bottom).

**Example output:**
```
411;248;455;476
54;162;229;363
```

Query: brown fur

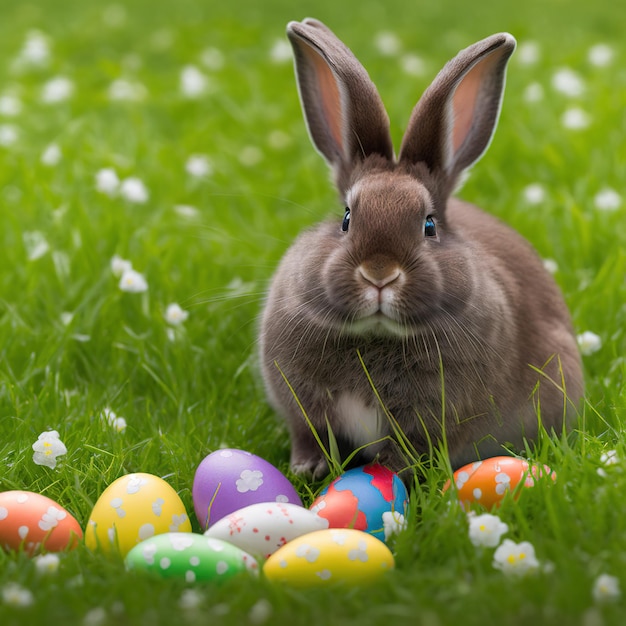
259;19;584;480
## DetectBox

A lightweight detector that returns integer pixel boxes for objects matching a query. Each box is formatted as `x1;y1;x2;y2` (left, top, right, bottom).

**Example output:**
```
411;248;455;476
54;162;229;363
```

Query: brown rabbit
259;18;584;481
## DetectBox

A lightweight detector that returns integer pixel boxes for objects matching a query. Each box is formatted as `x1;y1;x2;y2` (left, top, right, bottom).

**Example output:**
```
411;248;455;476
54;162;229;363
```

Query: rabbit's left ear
287;19;394;184
398;33;516;193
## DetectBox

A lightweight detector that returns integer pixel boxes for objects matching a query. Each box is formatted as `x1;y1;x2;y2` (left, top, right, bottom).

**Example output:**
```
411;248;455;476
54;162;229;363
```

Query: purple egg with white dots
192;449;302;530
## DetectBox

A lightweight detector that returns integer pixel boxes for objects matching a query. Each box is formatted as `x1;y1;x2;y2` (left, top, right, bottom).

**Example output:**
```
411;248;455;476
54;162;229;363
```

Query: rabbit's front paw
291;454;330;481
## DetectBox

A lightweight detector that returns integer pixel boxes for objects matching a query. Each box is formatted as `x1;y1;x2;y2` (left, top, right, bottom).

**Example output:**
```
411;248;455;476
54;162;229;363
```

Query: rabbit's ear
398;33;516;193
287;19;394;181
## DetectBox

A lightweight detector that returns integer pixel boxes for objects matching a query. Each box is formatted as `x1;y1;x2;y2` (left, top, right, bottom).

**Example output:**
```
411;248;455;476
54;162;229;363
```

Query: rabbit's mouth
346;311;408;337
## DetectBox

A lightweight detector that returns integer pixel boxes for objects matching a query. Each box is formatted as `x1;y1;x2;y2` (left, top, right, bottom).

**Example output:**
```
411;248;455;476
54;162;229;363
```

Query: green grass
1;0;625;623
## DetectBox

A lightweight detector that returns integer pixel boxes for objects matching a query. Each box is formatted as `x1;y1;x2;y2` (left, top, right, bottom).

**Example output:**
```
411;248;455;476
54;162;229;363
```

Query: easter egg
444;456;556;509
85;473;192;556
0;491;83;554
204;502;329;559
126;532;258;583
192;449;302;530
309;464;408;541
263;528;394;587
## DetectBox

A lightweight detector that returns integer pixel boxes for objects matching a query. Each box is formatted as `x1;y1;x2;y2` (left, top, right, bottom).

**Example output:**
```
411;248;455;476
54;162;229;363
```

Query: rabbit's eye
341;208;351;232
424;215;437;238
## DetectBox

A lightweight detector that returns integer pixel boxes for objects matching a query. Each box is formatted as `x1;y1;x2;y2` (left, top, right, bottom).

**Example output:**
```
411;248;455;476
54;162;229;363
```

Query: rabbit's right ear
287;19;394;186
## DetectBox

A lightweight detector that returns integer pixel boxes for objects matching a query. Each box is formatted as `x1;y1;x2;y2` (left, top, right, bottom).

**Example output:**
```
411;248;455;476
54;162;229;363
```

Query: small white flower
2;583;34;607
151;29;173;50
493;539;540;576
14;30;50;67
594;187;622;212
522;183;546;205
83;607;108;626
0;123;19;146
108;79;147;102
597;449;620;477
374;31;401;56
179;589;204;611
561;107;590;130
0;94;22;116
111;417;127;432
517;41;541;65
269;39;292;64
201;47;224;71
523;82;544;103
119;177;149;203
239;145;263;167
101;408;127;433
400;53;427;77
267;130;291;151
601;450;619;466
248;599;272;625
164;303;189;326
95;168;120;197
588;44;614;67
180;65;208;98
121;53;142;71
34;553;61;575
593;573;621;603
32;430;67;469
110;254;132;277
41;76;74;103
119;268;148;293
185;154;212;177
173;204;199;219
382;511;407;540
60;311;74;326
41;143;62;166
551;68;585;97
102;3;127;27
101;407;116;423
468;513;509;548
23;230;50;261
577;331;602;356
543;258;559;275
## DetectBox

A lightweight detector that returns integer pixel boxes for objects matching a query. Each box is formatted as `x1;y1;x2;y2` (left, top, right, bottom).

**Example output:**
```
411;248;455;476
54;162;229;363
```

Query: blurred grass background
0;0;625;624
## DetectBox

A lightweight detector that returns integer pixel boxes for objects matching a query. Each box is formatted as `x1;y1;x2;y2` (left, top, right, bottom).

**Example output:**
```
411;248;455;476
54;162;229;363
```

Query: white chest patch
335;392;387;452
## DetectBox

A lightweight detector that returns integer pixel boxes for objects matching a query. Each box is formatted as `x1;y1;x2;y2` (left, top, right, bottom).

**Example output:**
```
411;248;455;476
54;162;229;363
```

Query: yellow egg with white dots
85;473;191;556
263;528;395;587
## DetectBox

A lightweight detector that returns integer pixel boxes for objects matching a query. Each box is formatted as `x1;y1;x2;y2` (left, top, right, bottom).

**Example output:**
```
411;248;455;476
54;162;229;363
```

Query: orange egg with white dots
0;491;83;554
443;456;556;509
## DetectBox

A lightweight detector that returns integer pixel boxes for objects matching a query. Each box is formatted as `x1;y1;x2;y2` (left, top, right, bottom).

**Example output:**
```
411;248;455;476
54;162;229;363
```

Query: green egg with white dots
125;532;259;583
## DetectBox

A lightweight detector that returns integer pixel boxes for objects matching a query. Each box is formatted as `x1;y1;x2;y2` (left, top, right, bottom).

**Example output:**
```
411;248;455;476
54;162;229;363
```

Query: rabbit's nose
358;260;401;289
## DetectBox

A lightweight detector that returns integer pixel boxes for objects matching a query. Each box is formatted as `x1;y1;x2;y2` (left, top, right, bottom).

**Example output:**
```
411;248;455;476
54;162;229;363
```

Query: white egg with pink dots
204;502;329;559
